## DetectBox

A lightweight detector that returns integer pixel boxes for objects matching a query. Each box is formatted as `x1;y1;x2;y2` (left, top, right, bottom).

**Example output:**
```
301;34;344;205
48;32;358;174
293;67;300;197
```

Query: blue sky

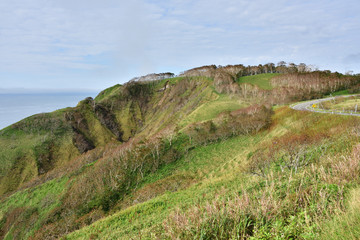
0;0;359;92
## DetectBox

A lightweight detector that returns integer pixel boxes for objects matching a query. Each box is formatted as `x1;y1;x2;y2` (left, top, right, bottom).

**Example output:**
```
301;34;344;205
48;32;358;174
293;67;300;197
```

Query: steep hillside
66;106;360;239
0;76;217;195
0;64;360;239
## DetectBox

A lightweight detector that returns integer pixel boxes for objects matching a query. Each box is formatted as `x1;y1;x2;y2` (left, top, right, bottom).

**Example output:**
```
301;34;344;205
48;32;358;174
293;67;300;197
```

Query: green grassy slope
0;177;69;239
179;94;247;127
66;134;259;239
319;187;360;239
0;111;77;194
237;73;279;90
1;76;255;239
0;77;219;195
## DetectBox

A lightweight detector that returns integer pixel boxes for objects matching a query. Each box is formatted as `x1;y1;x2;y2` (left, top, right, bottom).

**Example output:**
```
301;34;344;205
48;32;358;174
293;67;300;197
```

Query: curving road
291;95;360;117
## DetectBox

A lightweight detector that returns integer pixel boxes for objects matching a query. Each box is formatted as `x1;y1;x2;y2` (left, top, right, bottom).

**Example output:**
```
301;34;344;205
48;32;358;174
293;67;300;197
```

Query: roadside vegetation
318;95;360;113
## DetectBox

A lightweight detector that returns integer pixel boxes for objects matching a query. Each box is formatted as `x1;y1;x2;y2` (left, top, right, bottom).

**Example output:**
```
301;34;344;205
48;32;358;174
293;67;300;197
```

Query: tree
277;61;286;67
297;63;307;72
288;63;298;73
346;70;354;75
264;63;275;73
276;61;287;73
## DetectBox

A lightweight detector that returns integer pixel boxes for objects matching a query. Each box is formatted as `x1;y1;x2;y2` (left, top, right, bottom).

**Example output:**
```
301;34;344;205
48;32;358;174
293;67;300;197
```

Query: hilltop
1;63;360;239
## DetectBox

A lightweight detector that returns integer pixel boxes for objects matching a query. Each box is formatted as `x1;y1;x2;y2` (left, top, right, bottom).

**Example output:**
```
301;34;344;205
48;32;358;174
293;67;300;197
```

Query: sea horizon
0;92;98;130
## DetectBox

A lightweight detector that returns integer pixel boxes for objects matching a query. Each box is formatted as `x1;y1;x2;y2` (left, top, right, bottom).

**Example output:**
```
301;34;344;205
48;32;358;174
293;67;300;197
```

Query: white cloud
0;0;359;90
344;53;360;63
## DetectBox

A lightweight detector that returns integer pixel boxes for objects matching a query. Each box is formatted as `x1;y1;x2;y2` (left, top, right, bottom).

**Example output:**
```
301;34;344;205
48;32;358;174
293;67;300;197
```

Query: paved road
291;95;360;117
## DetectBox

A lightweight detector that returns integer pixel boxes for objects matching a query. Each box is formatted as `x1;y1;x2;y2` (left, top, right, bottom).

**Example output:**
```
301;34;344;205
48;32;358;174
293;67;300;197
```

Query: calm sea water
0;93;97;130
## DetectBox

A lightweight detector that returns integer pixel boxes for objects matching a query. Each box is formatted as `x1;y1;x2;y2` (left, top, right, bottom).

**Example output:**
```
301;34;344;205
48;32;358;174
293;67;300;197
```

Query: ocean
0;92;97;130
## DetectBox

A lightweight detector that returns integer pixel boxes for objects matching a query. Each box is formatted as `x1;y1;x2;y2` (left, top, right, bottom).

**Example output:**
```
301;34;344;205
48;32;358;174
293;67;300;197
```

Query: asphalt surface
290;95;360;117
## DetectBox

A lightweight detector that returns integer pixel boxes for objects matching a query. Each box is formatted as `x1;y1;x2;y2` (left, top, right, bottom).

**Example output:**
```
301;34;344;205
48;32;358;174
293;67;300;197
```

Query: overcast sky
0;0;359;92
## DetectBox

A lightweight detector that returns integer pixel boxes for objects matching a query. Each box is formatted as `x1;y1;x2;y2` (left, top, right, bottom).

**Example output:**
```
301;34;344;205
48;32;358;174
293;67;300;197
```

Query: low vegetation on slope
1;63;360;239
66;107;360;239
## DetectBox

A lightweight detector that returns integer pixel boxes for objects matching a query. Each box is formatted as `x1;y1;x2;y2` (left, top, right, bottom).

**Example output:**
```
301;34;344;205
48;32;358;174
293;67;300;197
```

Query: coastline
0;92;97;130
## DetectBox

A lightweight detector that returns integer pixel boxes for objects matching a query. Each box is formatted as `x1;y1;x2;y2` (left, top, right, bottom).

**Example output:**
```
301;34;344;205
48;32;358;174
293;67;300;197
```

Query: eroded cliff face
64;112;95;154
0;67;254;194
0;76;214;195
94;103;123;141
64;97;124;151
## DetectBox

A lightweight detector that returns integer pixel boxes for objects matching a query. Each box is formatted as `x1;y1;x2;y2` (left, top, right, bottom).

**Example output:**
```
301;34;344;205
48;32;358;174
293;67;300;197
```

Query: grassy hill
237;73;279;90
66;107;360;239
0;66;360;239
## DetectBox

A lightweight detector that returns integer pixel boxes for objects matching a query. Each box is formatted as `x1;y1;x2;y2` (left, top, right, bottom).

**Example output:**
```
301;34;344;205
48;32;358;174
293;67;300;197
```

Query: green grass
328;89;350;96
0;131;50;194
319;188;360;240
140;134;260;187
237;73;280;90
0;106;76;194
0;177;69;239
0;177;68;215
0;133;39;176
179;94;247;127
94;84;121;102
0;126;76;195
66;176;254;240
